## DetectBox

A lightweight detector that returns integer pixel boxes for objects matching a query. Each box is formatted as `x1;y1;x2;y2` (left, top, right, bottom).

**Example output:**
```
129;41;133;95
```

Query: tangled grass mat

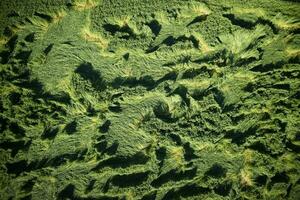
0;0;299;199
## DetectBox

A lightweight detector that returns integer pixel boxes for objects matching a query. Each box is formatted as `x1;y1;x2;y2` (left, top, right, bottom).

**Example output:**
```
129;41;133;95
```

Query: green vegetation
0;0;299;199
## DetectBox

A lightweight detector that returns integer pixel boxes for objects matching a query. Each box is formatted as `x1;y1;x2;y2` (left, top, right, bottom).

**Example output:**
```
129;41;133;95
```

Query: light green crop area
0;0;299;199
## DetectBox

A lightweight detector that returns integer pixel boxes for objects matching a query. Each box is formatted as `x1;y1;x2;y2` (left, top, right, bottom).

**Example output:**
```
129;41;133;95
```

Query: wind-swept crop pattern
0;0;299;200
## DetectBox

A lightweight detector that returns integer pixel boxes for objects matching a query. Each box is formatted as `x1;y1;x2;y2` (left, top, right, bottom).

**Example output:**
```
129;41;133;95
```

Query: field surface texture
0;0;300;199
